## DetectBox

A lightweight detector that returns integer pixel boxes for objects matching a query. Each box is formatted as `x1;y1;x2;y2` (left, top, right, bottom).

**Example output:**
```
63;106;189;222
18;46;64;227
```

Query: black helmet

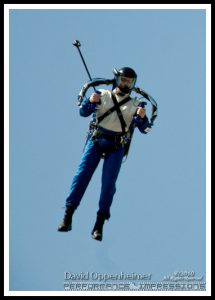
113;67;137;94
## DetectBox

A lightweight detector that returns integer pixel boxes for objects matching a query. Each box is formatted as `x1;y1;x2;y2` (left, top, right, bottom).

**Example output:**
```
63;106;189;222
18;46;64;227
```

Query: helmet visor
116;76;136;92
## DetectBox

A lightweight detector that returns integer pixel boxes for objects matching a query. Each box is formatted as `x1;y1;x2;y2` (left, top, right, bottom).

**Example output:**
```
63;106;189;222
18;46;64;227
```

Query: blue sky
6;4;210;295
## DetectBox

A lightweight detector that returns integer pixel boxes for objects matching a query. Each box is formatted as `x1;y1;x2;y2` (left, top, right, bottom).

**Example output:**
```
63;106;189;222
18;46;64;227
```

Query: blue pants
65;137;124;220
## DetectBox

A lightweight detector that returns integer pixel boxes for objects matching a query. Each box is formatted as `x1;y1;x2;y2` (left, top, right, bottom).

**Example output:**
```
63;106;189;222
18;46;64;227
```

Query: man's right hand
89;93;101;103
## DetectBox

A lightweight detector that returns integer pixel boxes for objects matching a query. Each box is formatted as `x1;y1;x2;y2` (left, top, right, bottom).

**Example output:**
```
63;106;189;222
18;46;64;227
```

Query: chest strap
97;93;131;134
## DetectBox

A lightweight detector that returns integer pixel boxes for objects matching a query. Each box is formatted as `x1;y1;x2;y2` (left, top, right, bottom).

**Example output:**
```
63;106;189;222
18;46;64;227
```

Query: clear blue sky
8;5;207;293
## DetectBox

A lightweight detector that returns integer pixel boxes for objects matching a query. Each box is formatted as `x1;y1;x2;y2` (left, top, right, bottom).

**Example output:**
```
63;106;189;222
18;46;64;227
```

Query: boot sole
91;231;102;241
58;225;72;232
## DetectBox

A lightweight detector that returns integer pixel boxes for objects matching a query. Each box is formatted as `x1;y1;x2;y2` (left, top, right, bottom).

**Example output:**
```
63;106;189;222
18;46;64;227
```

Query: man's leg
65;139;101;208
98;146;124;218
92;146;124;240
58;139;101;232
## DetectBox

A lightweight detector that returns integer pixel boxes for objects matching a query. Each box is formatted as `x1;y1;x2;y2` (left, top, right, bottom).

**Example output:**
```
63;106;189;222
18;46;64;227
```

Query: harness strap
97;93;131;134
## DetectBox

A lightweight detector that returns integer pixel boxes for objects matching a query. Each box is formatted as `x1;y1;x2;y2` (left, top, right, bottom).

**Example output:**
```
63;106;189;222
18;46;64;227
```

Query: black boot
58;207;75;232
91;214;106;241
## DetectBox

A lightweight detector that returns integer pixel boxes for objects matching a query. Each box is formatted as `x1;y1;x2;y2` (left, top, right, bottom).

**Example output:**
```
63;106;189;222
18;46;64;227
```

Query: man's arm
79;92;101;117
134;105;151;134
79;98;96;117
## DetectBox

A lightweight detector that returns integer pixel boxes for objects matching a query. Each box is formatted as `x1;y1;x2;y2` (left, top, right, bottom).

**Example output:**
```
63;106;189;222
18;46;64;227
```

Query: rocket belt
78;77;158;159
90;128;125;145
77;77;158;128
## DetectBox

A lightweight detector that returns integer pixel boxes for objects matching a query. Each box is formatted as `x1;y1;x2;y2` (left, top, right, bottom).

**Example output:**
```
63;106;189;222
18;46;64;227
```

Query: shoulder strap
111;93;127;134
97;94;131;134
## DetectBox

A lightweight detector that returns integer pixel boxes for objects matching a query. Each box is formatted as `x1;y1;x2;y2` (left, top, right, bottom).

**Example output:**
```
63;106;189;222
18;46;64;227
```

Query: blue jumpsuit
65;91;150;220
